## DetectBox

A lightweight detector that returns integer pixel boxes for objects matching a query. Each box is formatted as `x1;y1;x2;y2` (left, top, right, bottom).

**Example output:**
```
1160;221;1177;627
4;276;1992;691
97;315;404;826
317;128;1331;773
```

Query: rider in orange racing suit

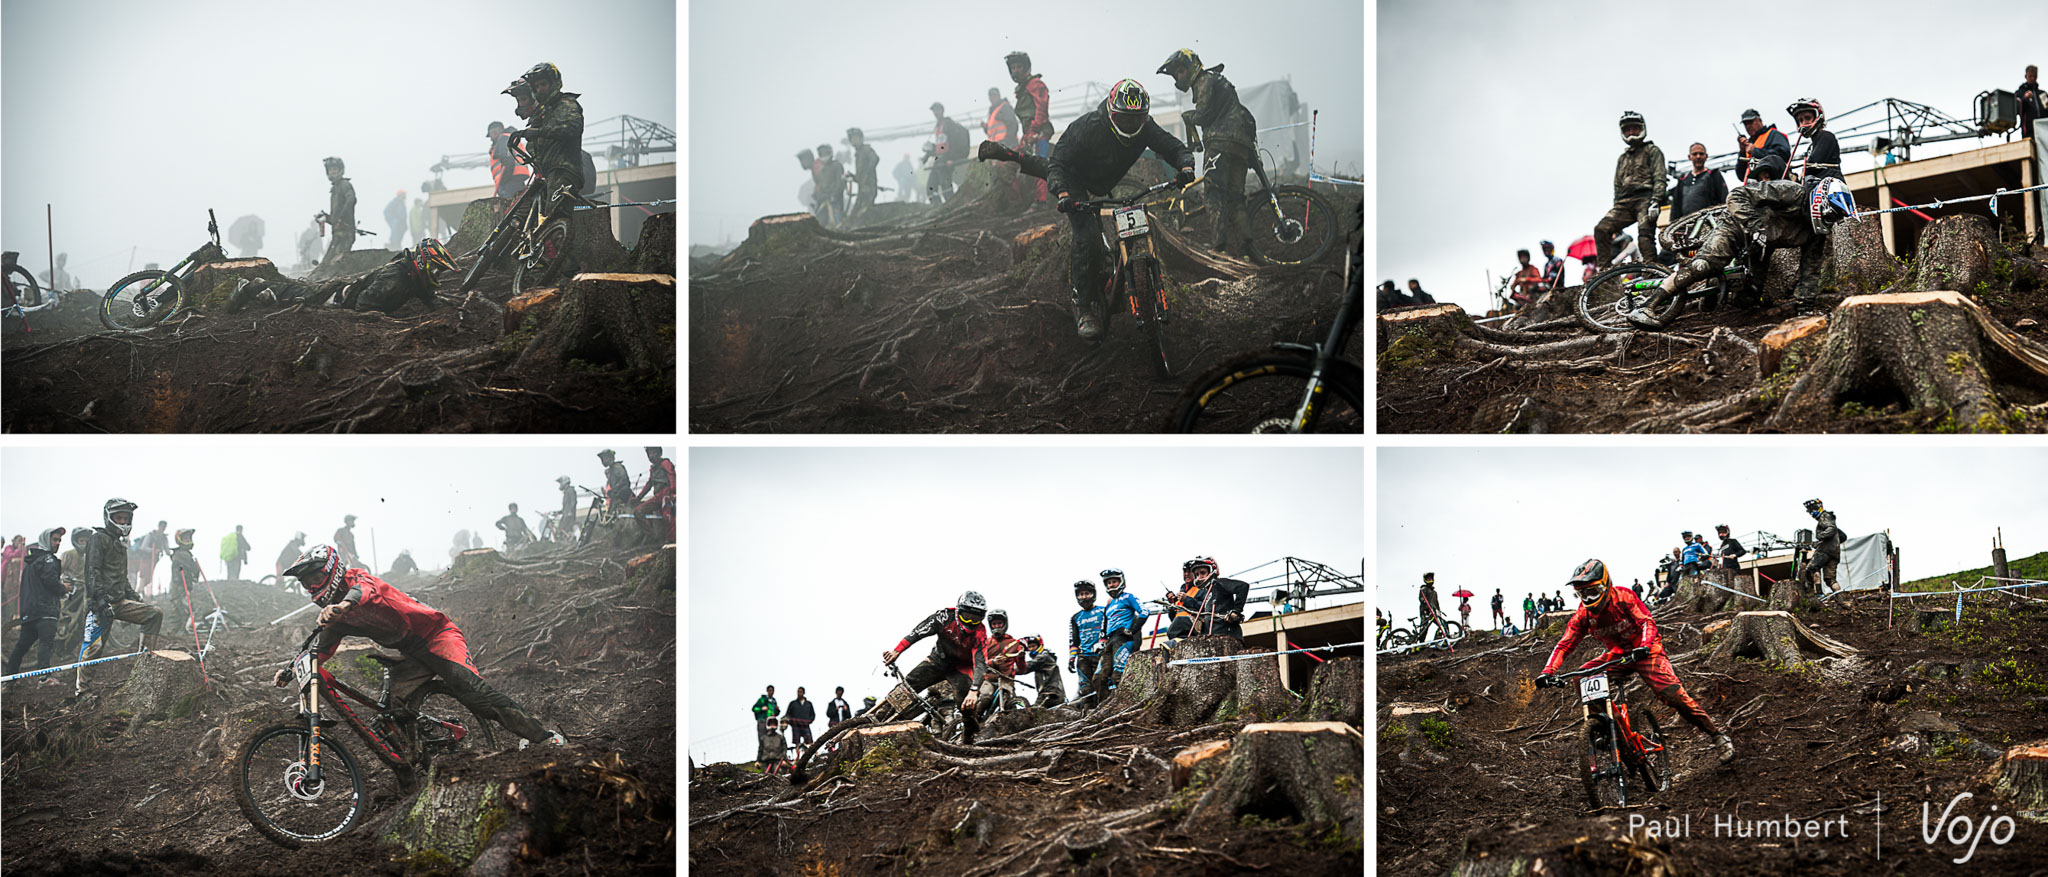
1537;558;1734;764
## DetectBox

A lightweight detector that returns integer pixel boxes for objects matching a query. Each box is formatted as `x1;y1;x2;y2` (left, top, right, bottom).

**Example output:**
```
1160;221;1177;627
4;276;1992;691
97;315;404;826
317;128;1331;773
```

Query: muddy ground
2;206;676;434
1378;221;2048;434
0;542;676;876
690;161;1361;433
1377;586;2048;875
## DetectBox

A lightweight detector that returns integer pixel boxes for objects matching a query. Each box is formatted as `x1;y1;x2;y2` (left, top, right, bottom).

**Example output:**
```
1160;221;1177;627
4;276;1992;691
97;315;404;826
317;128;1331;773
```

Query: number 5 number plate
1114;206;1150;238
1578;674;1609;703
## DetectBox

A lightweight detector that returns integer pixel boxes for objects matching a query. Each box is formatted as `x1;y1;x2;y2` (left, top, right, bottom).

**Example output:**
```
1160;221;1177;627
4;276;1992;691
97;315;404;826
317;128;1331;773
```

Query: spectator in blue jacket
1089;569;1147;706
1069;580;1106;706
1680;531;1710;574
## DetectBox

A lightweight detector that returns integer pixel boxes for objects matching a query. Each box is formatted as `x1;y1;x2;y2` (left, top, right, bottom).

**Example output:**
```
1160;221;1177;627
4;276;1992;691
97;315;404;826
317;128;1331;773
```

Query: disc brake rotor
284;762;325;800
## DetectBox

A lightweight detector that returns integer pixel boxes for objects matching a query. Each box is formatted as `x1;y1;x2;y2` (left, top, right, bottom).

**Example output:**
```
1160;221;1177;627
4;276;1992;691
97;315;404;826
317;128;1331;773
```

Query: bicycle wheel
1579;714;1629;809
235;724;367;847
408;680;500;759
1577;262;1674;334
512;217;576;297
100;270;184;332
1171;350;1363;433
5;263;42;309
1244;186;1338;265
457;195;533;294
1628;699;1671;794
1135;257;1174;379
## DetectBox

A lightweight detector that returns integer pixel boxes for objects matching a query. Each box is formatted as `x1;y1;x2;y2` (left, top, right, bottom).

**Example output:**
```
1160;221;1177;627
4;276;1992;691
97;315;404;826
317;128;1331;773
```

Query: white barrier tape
3;650;147;683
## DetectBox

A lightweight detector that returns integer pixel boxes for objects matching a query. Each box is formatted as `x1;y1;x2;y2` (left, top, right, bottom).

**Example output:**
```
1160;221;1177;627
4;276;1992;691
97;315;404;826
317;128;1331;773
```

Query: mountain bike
1576;206;1771;333
1169;203;1362;432
2;251;73;331
1161;148;1339;265
1538;655;1671;809
98;210;227;332
235;627;499;847
457;141;598;297
1071;178;1183;378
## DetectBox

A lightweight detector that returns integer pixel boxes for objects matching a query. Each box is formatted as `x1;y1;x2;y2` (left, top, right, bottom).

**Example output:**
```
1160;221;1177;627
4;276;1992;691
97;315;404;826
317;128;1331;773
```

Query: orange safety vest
489;134;534;190
984;104;1010;145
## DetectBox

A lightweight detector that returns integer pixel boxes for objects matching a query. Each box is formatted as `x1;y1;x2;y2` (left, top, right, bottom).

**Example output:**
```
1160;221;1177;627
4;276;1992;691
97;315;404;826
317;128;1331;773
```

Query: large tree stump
1011;222;1060;266
627;211;676;276
378;750;656;876
810;721;928;779
1169;739;1232;791
1670;569;1760;615
1296;657;1363;727
1377;303;1466;355
511;273;674;376
1103;636;1293;726
1826;214;1900;295
449;197;513;258
1706;610;1858;667
1180;722;1362;841
1911;215;1998;294
117;649;208;733
1765;290;2048;430
1984;740;2048;821
563;207;629;276
186;258;289;313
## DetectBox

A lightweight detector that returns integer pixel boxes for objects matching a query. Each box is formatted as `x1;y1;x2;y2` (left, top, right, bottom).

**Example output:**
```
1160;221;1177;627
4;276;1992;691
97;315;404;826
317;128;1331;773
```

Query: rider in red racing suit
882;591;992;719
1539;558;1734;764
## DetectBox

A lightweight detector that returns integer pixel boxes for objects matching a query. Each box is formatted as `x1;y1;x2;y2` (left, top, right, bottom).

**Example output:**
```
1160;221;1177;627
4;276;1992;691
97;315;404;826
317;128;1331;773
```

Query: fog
1;445;674;592
1378;0;2039;313
688;0;1365;246
1;0;676;292
688;447;1364;765
1377;447;2048;631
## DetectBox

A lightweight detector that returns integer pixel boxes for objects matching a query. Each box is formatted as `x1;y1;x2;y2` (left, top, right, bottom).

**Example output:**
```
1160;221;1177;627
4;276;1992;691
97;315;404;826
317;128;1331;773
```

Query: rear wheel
5;263;41;308
408;680;500;760
1244;186;1337;265
511;217;575;297
235;724;367;848
1628;699;1671;794
1578;262;1676;333
101;270;183;332
1170;350;1363;433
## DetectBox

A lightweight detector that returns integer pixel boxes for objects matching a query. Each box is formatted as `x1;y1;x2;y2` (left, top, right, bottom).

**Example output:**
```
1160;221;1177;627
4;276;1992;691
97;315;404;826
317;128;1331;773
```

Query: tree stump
186;258;289;313
511;273;674;376
1670;569;1758;615
810;721;927;779
1826;214;1900;295
449;197;514;258
1180;721;1362;841
1911;215;1998;294
1297;657;1363;727
1984;740;2048;821
1011;223;1060;266
1104;636;1294;726
117;649;207;733
1377;303;1466;356
1169;739;1232;791
1536;610;1573;635
564;207;629;276
1765;290;2048;430
1381;702;1451;765
1759;314;1828;377
451;548;503;578
1706;610;1858;667
1886;709;1962;756
627;211;676;276
377;750;656;876
503;287;562;335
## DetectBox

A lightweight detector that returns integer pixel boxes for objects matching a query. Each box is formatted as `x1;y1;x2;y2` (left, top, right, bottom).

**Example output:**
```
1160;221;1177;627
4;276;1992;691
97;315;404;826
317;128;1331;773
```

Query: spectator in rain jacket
219;525;251;582
167;529;207;632
4;529;69;675
752;684;779;735
826;686;852;728
784;687;817;749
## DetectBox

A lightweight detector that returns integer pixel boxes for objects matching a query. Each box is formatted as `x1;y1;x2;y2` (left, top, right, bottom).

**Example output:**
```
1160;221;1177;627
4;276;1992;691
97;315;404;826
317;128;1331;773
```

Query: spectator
384;190;408;250
1595;110;1665;270
1;534;24;601
1553;590;1565;612
1538;240;1566;292
984;87;1021;149
1457;594;1472;630
1658;547;1684;601
2017;65;2042;138
1680;531;1710;576
1377;280;1411;311
757;718;785;771
1670;142;1728;222
1417;572;1445;640
1787;99;1842;183
1406;279;1436;305
752;684;779;735
37;254;73;291
826;686;852;729
139;521;171;595
893;152;916;204
277;531;307;582
4;529;67;676
1716;524;1746;571
928;102;972;204
409;193;427;251
1491;588;1506;630
1509;249;1544;307
219;525;251;581
1631;578;1644;600
1522;592;1538;629
856;695;877;717
1736;108;1791;182
488;121;534;200
785;686;816;750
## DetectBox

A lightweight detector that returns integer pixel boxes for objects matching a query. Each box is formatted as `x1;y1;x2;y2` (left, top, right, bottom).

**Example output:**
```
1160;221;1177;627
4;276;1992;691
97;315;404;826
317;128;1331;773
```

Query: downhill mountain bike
1170;202;1362;432
235;627;498;847
1072;178;1183;378
457;141;600;297
1576;206;1771;333
1162;148;1340;265
100;210;227;332
2;251;73;332
1538;655;1672;809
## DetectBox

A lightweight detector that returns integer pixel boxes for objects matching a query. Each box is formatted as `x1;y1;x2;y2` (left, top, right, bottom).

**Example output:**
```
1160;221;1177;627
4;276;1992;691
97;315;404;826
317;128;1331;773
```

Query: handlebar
1070;178;1181;212
1552;654;1637;681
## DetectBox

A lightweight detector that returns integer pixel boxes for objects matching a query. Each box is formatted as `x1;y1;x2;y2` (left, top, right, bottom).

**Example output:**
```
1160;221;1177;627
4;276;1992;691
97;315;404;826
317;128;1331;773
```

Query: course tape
2;650;147;683
1168;640;1364;666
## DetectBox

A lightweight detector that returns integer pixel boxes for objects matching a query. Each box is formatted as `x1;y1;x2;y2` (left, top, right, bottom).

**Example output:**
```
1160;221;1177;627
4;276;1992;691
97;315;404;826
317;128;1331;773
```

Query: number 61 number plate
1578;674;1609;703
1113;206;1150;238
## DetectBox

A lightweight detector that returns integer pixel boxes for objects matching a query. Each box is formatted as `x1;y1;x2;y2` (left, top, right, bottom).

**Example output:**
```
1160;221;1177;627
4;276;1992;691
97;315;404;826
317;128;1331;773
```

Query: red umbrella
1565;235;1598;262
1450;588;1475;599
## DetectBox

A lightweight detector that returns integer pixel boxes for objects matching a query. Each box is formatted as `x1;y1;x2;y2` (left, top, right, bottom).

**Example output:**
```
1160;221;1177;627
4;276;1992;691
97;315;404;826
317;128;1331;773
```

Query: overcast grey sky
1378;0;2040;313
1377;447;2048;629
688;447;1363;765
1;0;675;291
1;445;672;589
688;0;1364;246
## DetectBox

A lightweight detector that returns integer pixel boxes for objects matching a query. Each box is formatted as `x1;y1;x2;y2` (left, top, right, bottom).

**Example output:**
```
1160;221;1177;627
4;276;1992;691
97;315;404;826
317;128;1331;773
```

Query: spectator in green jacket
752;684;779;735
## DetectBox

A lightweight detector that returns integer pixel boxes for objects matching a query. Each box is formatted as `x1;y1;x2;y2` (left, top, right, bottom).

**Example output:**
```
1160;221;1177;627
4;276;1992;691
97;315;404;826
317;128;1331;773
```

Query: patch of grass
1976;658;2048;698
1377;326;1454;372
1378;722;1407;748
353;653;386;683
1899;552;2048;592
1418;716;1455;749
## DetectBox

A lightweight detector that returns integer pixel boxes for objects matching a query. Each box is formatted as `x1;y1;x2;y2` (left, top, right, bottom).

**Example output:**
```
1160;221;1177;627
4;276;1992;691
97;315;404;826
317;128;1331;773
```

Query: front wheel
511;217;576;297
101;270;184;332
1580;713;1629;809
1135;257;1174;379
1245;186;1338;265
1170;350;1363;433
235;724;368;847
1577;262;1676;333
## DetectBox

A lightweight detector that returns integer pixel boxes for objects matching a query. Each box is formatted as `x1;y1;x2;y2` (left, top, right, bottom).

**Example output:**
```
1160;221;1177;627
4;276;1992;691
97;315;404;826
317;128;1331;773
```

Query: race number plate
1578;674;1609;704
1113;205;1150;239
294;653;317;691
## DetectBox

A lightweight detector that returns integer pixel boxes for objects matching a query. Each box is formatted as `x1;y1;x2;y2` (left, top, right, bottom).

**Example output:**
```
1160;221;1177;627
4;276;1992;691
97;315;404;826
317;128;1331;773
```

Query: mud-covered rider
1068;579;1105;702
501;62;586;223
1536;559;1735;764
1089;568;1149;704
881;590;993;725
274;544;564;748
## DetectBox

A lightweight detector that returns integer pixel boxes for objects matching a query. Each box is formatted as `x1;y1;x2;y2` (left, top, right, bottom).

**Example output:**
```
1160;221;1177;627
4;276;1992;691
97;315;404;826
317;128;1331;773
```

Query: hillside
1377;572;2048;875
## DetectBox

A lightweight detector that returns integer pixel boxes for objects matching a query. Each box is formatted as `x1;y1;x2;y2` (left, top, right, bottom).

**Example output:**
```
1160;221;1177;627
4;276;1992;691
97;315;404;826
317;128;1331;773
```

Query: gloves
1056;192;1081;214
961;690;980;712
881;648;899;665
1535;673;1558;688
273;667;294;688
1175;166;1197;186
317;601;352;626
1629;646;1652;663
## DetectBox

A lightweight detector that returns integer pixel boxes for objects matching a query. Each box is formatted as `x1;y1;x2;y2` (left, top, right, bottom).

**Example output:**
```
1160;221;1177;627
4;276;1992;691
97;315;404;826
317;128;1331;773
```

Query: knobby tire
1246;186;1338;266
408;680;500;757
1577;262;1677;334
1170;350;1363;433
5;264;41;309
511;216;575;297
1139;257;1174;379
100;270;183;333
235;724;368;848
